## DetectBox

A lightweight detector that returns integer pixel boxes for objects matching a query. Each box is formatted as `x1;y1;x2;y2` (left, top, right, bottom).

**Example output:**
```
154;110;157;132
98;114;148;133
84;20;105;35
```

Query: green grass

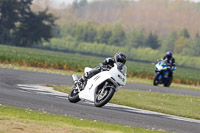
0;44;200;85
51;85;200;120
0;105;166;133
127;77;200;91
111;89;200;120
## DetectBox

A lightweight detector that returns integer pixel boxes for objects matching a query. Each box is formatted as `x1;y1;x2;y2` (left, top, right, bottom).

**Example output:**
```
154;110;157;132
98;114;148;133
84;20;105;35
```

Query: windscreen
116;62;127;75
161;59;168;66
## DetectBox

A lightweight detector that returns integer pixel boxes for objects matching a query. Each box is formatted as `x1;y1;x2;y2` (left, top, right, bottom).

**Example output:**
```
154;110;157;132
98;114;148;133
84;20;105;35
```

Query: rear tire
153;73;160;86
68;87;81;103
164;77;173;87
94;87;115;107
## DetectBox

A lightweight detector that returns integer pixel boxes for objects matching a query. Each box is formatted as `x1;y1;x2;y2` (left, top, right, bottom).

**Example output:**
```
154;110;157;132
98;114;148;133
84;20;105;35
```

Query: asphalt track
0;68;200;133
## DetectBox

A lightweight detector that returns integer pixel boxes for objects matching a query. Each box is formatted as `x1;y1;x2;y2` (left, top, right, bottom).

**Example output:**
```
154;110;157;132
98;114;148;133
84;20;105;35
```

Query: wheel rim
154;80;159;85
96;89;108;102
71;89;79;97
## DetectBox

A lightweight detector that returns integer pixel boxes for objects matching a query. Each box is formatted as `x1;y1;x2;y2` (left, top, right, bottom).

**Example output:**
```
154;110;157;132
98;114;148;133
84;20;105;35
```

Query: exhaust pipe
72;74;78;82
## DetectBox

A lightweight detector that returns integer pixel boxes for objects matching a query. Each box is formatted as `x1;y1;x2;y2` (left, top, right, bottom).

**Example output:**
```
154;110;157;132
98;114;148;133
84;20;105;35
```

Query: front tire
94;87;115;107
153;73;160;86
68;87;81;103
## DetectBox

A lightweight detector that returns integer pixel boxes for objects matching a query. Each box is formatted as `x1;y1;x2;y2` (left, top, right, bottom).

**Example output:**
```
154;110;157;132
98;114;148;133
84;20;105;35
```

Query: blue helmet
166;51;172;58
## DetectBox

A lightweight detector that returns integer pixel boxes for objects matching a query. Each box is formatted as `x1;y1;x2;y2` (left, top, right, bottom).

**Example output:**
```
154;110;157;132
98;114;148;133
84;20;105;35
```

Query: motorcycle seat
84;67;93;73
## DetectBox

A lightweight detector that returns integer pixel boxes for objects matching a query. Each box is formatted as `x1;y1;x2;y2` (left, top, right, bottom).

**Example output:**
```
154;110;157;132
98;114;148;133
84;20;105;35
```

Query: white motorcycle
68;62;127;107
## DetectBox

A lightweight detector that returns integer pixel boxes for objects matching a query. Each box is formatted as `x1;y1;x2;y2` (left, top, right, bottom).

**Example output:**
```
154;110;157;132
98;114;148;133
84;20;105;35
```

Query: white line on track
17;84;200;124
17;84;68;97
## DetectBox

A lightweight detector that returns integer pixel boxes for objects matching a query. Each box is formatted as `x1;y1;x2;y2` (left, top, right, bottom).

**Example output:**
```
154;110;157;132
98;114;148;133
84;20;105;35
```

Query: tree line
0;0;56;47
43;37;200;69
31;0;200;57
70;0;200;37
57;22;200;57
60;22;160;48
1;0;200;69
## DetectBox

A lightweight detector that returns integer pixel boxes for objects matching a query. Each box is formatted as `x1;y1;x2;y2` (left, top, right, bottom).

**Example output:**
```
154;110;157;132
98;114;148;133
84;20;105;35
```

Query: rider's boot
79;72;89;85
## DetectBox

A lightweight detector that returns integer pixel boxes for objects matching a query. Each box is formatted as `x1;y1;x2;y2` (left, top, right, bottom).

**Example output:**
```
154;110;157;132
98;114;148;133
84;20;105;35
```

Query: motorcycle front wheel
94;87;115;107
68;87;81;103
153;73;160;86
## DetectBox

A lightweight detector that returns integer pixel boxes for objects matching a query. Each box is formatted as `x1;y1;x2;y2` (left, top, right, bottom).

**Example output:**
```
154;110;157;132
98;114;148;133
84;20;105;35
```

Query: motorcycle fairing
110;70;126;86
79;71;113;102
79;63;126;102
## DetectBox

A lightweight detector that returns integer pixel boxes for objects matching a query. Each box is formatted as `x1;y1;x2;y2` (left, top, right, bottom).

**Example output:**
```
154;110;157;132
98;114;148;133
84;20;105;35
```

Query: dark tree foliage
96;25;112;44
73;0;88;9
126;29;146;48
161;31;178;52
57;21;200;56
108;24;125;46
195;33;200;38
180;28;190;38
73;22;97;43
0;0;32;44
0;0;56;46
14;9;56;46
145;32;160;49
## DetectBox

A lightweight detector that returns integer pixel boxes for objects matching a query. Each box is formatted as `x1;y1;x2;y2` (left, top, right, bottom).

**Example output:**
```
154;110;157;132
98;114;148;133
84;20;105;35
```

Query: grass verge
127;77;200;91
0;105;166;133
51;85;200;120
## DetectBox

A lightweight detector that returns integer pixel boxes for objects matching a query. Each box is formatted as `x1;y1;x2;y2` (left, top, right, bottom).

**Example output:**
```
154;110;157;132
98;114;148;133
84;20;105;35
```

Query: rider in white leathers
79;52;127;84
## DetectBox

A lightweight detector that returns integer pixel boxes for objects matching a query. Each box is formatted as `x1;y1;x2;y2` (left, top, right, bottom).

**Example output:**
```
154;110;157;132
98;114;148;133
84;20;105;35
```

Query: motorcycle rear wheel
68;87;81;103
164;77;173;87
94;87;115;107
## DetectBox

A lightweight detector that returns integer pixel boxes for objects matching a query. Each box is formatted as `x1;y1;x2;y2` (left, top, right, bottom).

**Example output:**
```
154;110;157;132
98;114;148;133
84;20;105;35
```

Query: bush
43;38;200;69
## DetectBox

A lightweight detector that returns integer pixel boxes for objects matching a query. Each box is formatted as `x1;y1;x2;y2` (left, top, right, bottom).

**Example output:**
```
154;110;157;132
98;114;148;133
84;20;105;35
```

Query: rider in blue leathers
162;51;176;78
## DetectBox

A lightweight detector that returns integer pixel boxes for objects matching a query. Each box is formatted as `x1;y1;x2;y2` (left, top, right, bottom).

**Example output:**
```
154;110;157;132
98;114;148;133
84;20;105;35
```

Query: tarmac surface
0;68;200;133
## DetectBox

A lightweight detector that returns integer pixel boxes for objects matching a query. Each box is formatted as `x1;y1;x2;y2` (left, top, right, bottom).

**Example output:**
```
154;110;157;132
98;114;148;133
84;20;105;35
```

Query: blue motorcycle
153;60;176;87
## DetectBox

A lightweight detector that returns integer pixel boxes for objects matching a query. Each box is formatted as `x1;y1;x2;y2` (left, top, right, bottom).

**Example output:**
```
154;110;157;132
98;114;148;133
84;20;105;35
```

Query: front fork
155;71;162;83
72;74;81;92
99;82;108;95
156;71;167;84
